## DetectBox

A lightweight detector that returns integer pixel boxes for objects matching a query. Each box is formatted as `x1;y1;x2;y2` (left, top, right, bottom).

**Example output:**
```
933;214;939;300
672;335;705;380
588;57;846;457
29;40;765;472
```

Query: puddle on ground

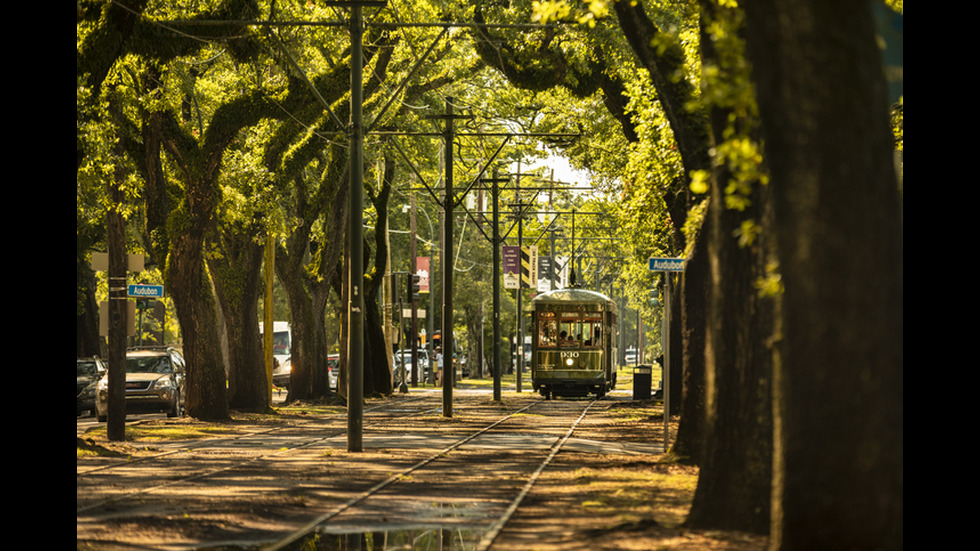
283;526;489;550
279;500;494;550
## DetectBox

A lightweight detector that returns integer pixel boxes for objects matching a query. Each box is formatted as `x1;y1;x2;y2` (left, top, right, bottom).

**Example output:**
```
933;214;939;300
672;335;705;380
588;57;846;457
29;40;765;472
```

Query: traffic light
408;273;421;302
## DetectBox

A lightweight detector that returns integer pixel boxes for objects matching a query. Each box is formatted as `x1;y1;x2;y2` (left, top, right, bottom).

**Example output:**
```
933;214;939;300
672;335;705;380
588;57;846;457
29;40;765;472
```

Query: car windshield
77;361;100;377
126;356;173;374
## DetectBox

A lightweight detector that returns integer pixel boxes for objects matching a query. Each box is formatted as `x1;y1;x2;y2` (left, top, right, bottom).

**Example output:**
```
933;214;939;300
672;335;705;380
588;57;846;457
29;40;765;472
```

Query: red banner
416;257;430;293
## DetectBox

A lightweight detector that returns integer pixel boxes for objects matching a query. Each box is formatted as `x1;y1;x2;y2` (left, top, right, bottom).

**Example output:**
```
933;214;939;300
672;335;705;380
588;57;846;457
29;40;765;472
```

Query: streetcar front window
552;312;602;348
559;312;579;347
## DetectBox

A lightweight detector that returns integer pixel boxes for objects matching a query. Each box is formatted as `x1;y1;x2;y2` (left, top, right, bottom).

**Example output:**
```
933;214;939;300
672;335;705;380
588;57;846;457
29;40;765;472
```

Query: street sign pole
648;257;685;451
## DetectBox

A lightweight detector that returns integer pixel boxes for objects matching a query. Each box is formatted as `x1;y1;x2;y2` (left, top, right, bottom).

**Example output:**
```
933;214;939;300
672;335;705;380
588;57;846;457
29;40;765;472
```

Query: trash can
633;364;652;400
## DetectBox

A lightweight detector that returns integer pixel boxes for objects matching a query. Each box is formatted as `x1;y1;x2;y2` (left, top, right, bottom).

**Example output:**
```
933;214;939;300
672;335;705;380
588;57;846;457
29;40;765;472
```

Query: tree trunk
312;160;351;399
309;300;332;398
167;226;229;421
671;217;708;463
683;1;775;533
209;228;268;412
363;286;393;396
76;253;103;358
280;273;314;401
686;180;774;534
741;1;903;547
360;155;396;397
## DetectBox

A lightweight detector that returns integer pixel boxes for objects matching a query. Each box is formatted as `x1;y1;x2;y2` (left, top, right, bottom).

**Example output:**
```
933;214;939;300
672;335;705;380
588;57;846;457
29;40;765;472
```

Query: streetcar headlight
566;358;574;366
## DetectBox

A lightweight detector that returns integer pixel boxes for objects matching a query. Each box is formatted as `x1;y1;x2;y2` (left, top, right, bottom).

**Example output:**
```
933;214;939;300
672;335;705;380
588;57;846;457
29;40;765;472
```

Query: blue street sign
128;284;164;298
648;257;686;272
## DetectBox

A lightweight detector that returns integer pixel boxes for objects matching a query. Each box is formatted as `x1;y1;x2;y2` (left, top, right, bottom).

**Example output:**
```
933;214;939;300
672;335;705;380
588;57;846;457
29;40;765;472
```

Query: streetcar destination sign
648;257;686;272
128;284;164;298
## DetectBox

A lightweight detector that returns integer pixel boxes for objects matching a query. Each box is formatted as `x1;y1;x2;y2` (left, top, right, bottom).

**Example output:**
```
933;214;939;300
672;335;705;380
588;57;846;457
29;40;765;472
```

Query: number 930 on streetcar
530;288;618;399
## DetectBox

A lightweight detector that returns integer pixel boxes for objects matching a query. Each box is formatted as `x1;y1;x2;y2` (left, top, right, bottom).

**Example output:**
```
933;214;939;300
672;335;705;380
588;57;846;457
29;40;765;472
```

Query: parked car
393;349;429;384
273;357;291;389
624;348;638;365
327;354;339;390
77;357;107;417
274;355;341;392
96;347;186;422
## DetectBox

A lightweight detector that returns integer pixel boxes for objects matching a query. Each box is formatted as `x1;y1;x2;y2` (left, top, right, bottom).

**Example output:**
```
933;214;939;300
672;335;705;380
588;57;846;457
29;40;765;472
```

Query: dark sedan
77;357;106;416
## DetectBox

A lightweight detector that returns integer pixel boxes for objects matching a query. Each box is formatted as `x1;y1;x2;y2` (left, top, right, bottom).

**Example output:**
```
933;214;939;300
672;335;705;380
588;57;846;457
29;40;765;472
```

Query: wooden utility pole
106;95;128;442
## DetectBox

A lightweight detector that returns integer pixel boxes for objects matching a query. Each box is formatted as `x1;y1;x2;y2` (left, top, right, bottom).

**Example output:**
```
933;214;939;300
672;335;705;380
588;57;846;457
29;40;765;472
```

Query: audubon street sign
648;257;686;272
128;284;164;298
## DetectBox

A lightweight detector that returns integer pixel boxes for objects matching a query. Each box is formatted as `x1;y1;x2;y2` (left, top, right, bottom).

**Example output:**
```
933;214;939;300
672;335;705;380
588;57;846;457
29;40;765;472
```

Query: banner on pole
503;246;520;289
416;257;430;293
521;245;538;289
537;256;552;292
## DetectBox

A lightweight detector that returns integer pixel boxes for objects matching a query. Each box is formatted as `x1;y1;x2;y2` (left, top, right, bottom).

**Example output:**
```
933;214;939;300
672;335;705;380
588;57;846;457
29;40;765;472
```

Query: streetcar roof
531;288;616;309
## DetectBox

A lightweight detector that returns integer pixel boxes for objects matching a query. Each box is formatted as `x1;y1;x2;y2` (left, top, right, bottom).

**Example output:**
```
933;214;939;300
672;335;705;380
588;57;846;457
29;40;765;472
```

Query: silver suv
96;347;186;422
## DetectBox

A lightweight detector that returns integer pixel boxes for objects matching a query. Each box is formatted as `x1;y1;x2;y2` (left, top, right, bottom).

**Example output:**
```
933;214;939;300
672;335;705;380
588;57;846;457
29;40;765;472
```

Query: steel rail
476;399;597;551
263;398;598;551
261;399;541;550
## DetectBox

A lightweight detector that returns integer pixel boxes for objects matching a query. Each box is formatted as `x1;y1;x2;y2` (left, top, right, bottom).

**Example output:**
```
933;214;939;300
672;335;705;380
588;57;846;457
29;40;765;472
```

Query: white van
259;321;291;365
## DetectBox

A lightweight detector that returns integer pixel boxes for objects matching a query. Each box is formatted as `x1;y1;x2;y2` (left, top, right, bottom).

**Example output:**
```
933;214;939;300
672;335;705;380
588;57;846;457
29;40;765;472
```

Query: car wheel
167;391;181;418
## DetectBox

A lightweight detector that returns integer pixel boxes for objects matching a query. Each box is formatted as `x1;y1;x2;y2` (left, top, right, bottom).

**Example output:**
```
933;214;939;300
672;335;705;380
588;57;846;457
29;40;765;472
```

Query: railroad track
77;392;604;550
265;397;599;551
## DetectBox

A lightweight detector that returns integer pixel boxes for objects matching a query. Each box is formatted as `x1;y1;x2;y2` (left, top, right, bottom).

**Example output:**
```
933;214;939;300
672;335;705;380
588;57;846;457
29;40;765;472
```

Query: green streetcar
529;288;618;399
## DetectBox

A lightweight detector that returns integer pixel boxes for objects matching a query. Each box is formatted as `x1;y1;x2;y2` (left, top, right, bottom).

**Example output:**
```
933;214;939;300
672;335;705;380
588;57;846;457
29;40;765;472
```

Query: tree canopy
78;0;902;545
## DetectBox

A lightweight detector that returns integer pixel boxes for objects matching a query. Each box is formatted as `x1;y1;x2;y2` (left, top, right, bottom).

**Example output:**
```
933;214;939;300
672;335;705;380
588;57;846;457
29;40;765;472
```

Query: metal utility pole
397;272;407;394
648;257;686;451
347;3;365;452
485;169;509;402
441;97;456;418
106;95;128;442
662;274;671;448
264;235;275;405
412;203;436;385
409;193;419;388
507;161;542;393
515;164;525;393
107;174;127;442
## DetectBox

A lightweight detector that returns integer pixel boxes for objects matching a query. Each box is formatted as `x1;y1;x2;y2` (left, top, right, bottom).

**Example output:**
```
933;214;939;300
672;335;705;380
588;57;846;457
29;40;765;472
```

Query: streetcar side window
582;313;602;347
538;316;558;348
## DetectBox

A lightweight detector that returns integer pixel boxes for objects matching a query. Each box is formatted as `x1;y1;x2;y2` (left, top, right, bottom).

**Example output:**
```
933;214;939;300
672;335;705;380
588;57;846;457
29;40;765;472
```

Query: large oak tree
740;0;903;546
